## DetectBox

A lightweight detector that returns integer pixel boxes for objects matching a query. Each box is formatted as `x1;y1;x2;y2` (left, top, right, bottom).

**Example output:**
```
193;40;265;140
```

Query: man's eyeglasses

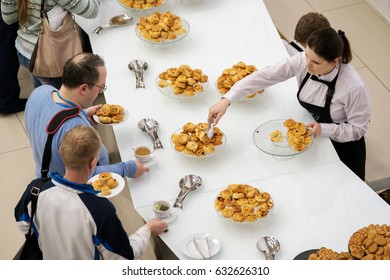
87;83;107;94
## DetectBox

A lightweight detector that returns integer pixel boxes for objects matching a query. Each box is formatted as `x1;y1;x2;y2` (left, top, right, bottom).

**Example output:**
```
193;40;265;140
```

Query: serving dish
253;119;313;157
214;184;273;223
117;0;169;14
135;14;189;47
170;124;226;157
156;76;208;98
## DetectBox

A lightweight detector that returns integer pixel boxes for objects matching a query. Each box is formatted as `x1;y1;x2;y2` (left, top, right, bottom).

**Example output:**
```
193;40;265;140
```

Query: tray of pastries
216;61;266;100
214;184;273;223
136;11;189;45
156;65;208;98
93;104;128;125
118;0;169;13
253;119;313;156
170;122;225;157
348;224;390;260
294;247;353;260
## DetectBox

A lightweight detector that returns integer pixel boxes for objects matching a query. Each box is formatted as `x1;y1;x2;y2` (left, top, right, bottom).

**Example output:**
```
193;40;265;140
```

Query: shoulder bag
29;1;84;78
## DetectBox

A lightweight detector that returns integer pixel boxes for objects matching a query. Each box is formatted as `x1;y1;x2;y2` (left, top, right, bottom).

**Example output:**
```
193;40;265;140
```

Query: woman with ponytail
1;0;99;89
208;27;371;180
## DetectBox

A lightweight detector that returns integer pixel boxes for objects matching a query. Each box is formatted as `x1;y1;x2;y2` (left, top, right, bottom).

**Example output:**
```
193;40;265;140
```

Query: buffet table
77;0;390;260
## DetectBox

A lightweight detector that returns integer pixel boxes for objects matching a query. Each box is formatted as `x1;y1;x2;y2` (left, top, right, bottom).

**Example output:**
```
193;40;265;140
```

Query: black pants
0;16;20;111
331;137;366;181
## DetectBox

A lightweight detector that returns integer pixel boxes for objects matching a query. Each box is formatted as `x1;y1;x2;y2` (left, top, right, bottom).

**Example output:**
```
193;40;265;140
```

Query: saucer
149;208;177;223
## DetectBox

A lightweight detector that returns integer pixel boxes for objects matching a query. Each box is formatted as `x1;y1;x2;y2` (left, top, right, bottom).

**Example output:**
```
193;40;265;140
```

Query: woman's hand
306;122;321;138
133;161;150;178
208;98;230;125
146;218;168;235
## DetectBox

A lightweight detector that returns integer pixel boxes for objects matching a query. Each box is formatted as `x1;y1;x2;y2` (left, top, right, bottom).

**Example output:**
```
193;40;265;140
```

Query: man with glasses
24;52;149;179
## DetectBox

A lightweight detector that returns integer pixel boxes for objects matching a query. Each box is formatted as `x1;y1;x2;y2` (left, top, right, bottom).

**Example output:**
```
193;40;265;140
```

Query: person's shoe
0;99;28;115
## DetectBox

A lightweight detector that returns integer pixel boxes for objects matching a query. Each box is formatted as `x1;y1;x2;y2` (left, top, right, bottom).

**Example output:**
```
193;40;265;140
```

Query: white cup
134;146;153;163
153;200;171;219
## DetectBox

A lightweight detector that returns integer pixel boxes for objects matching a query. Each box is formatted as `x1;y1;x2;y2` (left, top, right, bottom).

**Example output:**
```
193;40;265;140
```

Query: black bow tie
310;75;332;87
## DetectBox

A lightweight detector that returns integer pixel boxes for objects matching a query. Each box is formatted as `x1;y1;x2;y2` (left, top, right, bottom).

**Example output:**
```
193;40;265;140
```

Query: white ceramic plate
156;75;209;99
135;17;189;46
89;172;125;198
181;233;221;259
253;119;313;157
93;108;129;126
170;127;226;158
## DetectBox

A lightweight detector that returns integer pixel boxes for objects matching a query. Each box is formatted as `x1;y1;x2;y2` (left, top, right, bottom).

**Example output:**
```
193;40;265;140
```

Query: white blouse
224;52;371;143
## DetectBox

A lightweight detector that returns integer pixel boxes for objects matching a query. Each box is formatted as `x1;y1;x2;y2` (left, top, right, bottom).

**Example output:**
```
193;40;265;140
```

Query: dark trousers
331;137;366;181
0;17;20;111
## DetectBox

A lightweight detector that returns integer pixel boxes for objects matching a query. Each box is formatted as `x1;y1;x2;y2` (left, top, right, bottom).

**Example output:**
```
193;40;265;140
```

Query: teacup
153;200;171;219
134;146;153;163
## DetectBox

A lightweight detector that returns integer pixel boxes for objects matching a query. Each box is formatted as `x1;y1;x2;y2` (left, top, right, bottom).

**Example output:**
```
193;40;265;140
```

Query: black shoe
0;99;28;115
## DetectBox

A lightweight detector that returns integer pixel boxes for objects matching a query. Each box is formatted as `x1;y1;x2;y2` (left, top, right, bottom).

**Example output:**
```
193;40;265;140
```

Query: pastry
270;130;283;143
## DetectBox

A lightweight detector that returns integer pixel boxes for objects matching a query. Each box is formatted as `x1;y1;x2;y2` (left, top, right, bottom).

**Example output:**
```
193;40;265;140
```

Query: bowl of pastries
89;172;125;198
93;104;128;125
348;224;390;260
214;184;274;223
216;61;267;100
118;0;169;14
135;11;189;46
253;119;313;156
156;65;209;98
170;122;225;157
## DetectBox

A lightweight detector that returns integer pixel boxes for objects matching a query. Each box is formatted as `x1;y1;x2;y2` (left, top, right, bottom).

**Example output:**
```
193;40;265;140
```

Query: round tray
170;127;226;158
156;75;208;99
135;17;189;47
253;119;313;157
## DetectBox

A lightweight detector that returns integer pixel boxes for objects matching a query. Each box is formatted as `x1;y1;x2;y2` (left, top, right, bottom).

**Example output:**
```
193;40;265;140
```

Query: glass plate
170;127;226;158
214;186;273;224
93;108;129;126
117;0;169;14
88;172;125;199
181;233;221;259
135;17;189;46
215;80;267;101
253;119;313;157
156;75;209;99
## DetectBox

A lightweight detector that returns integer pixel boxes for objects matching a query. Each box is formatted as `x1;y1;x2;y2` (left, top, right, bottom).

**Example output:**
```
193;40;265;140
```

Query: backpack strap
41;107;81;177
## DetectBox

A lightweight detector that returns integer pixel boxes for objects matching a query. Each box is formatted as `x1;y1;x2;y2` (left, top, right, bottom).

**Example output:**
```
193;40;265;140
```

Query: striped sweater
1;0;99;59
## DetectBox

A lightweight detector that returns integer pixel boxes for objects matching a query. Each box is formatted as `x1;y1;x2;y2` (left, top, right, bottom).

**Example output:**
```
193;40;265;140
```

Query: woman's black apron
297;72;366;180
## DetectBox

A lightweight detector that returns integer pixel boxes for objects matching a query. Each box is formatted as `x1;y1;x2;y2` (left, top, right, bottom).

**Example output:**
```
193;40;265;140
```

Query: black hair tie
338;30;345;37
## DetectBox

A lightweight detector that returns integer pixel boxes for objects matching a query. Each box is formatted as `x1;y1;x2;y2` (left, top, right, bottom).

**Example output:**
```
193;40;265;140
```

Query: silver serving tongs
206;115;216;139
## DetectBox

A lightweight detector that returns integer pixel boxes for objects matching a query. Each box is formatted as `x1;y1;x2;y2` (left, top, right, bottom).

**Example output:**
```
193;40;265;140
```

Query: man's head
294;12;331;47
60;125;102;172
62;53;107;106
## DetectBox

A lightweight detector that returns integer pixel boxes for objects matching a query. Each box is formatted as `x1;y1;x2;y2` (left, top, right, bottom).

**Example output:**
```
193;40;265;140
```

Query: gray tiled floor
1;1;389;259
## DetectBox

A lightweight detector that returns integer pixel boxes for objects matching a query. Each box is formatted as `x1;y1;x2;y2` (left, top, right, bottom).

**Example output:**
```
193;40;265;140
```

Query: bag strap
25;178;49;238
41;107;81;178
